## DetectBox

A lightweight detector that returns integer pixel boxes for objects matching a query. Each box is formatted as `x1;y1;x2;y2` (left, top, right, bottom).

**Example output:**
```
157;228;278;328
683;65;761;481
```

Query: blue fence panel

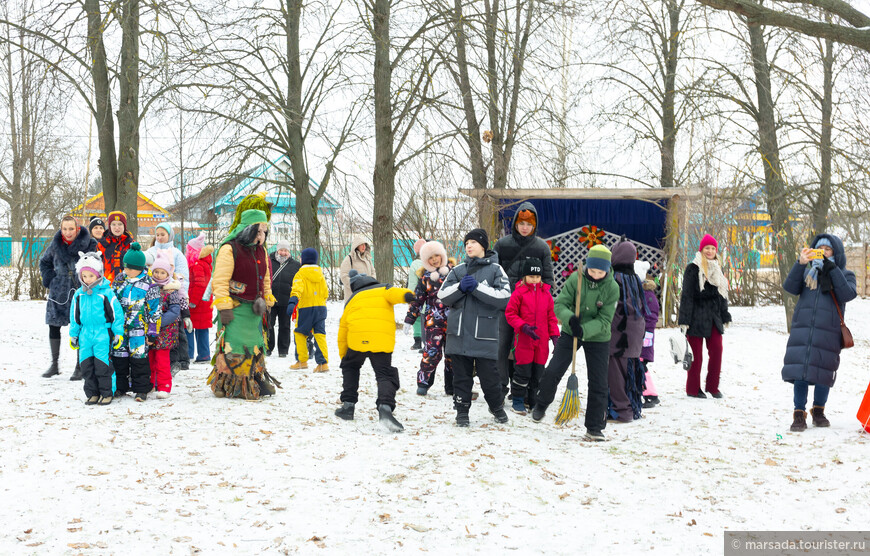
0;237;11;266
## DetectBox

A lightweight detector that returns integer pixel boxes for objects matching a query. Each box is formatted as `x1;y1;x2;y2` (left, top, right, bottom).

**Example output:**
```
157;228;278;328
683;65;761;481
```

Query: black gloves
404;292;416;303
569;316;583;339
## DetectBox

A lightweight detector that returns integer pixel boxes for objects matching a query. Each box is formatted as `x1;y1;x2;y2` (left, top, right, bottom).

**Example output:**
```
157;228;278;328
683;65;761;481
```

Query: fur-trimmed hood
419;240;450;279
642;278;657;291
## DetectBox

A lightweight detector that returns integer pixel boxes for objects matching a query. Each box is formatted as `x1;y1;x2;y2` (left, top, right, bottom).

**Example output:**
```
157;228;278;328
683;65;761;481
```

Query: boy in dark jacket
781;234;857;431
438;229;512;427
532;244;619;441
268;240;301;357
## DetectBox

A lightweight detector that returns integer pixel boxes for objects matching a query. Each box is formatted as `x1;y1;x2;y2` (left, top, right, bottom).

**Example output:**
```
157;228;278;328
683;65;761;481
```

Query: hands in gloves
459;274;478;293
70;337;79;350
680;324;689;335
520;324;540;340
568;316;583;339
220;309;234;325
184;318;194;333
112;335;124;350
403;323;414;336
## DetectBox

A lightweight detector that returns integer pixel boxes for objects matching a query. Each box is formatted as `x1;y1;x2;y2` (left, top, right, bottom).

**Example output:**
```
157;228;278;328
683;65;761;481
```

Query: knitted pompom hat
187;232;206;252
123;242;147;270
585;244;612;272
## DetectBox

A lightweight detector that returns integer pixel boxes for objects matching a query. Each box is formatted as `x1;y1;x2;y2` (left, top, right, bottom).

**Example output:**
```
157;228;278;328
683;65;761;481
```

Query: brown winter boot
290;361;308;370
313;364;329;373
811;406;830;427
790;410;807;432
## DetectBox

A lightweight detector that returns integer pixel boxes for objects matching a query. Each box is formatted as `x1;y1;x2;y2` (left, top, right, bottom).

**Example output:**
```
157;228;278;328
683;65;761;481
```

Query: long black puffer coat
492;201;555;290
39;227;98;327
678;260;732;338
781;233;857;388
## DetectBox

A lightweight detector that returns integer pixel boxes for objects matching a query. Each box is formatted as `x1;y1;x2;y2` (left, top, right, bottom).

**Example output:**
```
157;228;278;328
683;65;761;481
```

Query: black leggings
49;325;62;339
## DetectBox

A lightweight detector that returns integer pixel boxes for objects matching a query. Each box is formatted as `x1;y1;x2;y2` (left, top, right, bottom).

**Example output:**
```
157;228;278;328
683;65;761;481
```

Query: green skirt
207;304;280;400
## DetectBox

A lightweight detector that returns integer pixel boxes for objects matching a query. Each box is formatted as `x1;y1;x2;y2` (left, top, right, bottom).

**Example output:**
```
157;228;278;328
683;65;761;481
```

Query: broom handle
570;263;583;376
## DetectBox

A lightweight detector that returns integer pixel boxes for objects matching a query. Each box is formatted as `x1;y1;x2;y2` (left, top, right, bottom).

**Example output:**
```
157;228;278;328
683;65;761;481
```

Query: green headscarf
220;209;268;246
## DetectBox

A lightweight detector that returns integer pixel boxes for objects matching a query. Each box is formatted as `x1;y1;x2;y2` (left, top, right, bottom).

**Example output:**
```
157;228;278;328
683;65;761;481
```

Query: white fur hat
75;251;104;278
634;260;651;281
419;241;449;279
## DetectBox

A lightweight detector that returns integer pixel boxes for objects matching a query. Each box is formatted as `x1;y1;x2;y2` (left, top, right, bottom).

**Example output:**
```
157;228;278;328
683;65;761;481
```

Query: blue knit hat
585;244;612;272
301;247;318;265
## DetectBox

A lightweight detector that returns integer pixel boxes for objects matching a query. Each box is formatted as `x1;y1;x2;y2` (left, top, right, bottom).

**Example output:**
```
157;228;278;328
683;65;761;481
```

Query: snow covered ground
2;299;870;555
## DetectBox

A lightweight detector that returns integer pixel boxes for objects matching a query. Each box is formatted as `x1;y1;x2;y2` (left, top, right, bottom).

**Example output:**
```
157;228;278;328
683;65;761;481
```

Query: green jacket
554;271;619;343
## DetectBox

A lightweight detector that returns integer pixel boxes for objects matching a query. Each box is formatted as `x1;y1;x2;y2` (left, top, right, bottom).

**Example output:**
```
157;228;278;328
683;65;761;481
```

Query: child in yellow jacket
287;248;329;372
335;270;414;432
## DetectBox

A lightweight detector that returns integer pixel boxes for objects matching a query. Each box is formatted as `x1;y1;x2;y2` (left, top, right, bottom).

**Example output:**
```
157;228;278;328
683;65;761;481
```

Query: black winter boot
70;361;83;381
811;406;830;427
489;405;509;424
411;337;422;350
455;409;470;427
531;404;548;423
335;402;355;420
378;404;404;432
43;338;61;378
790;410;807;432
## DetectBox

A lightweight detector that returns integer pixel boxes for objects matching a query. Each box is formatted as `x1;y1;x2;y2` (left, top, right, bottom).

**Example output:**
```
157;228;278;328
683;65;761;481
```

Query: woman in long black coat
38;215;98;379
781;233;856;432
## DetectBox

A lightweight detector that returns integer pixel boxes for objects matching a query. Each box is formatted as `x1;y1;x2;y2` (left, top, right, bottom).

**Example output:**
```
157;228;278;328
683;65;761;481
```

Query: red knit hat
106;211;128;232
699;234;718;252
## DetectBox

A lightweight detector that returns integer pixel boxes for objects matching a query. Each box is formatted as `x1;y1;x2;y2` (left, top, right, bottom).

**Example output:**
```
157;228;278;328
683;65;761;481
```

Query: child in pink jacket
504;258;560;415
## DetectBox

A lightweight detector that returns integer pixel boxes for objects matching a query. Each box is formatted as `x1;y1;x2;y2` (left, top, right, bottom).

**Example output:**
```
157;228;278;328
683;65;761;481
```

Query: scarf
692;251;728;298
804;238;835;291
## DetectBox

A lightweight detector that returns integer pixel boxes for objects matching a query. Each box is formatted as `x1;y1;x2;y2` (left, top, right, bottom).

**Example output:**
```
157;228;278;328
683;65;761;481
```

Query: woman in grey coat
39;215;98;379
781;233;856;431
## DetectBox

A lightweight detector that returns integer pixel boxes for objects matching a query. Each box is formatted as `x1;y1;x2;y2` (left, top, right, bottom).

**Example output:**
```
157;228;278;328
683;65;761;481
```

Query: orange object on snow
858;381;870;433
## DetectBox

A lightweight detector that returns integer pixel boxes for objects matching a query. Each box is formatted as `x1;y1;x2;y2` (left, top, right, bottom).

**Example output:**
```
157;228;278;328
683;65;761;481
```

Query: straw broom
555;261;584;426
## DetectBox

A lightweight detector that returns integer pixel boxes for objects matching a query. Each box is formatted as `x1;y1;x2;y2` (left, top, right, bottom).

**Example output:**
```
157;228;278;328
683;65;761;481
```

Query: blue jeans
186;329;210;361
793;380;830;411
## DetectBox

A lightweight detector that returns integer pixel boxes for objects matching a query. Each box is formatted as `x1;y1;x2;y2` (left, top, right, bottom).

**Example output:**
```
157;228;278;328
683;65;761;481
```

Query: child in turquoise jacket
70;251;125;405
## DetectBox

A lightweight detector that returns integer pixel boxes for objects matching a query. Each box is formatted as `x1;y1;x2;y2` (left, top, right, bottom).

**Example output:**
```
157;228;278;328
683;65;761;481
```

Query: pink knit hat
413;238;426;255
699;234;718;252
187;232;206;252
151;250;175;276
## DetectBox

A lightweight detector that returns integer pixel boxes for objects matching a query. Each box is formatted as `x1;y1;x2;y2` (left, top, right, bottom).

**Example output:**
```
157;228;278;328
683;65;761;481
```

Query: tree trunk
115;0;139;235
451;0;488;230
371;0;396;285
284;0;321;252
84;0;118;219
747;24;797;326
810;36;834;238
660;0;680;189
3;27;24;241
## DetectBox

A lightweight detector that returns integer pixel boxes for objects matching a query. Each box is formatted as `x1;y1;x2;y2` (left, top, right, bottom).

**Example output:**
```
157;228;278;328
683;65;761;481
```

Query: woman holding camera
781;234;856;431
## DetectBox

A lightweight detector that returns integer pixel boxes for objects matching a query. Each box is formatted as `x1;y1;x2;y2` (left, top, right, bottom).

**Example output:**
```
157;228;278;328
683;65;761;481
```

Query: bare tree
695;0;870;53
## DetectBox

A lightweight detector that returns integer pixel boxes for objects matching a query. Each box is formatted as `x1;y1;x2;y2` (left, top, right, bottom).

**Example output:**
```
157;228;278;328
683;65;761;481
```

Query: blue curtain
498;198;669;248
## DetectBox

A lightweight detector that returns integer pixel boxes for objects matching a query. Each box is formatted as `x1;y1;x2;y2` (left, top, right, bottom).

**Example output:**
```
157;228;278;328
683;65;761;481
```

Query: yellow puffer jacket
338;285;413;357
290;265;329;308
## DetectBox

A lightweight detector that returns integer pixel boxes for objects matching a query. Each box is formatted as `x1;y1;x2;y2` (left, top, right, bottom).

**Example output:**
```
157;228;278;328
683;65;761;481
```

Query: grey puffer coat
781;233;857;388
39;227;98;327
438;251;511;360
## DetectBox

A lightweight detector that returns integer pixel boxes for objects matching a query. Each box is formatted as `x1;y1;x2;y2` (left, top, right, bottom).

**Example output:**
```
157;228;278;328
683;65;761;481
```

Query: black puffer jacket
678;259;731;338
493;202;554;290
781;233;857;388
39;227;98;327
269;252;301;306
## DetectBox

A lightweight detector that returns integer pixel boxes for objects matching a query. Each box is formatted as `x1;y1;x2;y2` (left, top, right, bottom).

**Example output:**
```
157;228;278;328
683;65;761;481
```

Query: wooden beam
459;187;703;201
